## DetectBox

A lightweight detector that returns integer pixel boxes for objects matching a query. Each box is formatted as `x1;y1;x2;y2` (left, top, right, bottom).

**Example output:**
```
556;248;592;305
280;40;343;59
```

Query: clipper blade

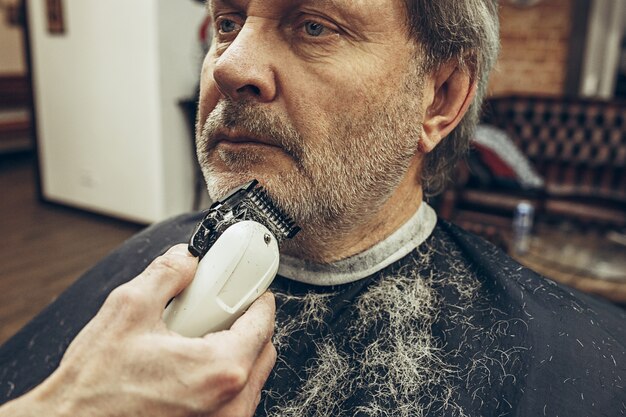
188;180;300;258
248;185;300;240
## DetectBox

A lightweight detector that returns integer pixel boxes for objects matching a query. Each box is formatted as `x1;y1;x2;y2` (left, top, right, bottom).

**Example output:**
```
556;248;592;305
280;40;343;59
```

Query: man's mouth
214;128;281;149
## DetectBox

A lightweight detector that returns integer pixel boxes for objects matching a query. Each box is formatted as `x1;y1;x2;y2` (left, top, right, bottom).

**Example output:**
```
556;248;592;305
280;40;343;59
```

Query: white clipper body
163;220;279;337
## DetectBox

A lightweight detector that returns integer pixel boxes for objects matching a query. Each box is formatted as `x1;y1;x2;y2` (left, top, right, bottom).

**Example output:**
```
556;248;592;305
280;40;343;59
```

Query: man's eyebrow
295;0;343;11
209;0;358;14
209;0;369;28
208;0;244;12
301;0;339;7
297;0;370;28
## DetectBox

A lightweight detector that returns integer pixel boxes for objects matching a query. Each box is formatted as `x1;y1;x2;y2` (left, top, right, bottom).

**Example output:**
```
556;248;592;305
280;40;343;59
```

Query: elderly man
1;0;625;416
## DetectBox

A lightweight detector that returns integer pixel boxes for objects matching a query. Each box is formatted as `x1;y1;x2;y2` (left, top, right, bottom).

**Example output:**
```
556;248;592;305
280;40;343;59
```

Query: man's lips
208;127;299;160
213;129;280;149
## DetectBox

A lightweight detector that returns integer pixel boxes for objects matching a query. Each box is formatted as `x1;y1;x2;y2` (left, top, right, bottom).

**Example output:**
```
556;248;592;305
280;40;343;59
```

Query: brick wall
488;0;573;96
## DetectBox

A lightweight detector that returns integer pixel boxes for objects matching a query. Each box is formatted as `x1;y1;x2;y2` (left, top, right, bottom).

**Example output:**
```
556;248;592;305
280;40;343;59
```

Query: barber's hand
9;244;276;417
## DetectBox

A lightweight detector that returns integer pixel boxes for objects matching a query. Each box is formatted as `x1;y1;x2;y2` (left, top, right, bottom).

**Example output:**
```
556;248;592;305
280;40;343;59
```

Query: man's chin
205;170;257;201
205;167;290;202
205;168;309;222
204;149;296;197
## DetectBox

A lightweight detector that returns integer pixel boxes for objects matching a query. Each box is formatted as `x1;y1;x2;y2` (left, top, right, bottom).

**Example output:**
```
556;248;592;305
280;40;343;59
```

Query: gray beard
261;236;528;417
196;67;424;255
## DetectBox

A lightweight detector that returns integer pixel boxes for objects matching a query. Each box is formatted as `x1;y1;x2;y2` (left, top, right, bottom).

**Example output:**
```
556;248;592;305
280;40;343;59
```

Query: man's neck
282;166;424;264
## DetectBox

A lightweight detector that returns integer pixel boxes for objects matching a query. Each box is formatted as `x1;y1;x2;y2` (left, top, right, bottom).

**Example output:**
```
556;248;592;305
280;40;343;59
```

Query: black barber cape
1;212;624;416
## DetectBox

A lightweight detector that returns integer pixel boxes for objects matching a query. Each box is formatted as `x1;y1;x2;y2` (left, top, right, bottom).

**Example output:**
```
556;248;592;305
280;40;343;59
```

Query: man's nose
212;27;277;103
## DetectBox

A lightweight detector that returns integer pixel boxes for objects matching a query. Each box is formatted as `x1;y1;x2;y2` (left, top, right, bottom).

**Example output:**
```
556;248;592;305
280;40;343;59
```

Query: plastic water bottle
512;201;534;255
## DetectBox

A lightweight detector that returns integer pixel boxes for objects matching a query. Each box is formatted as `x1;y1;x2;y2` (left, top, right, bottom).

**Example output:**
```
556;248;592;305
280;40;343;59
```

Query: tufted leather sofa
441;95;626;237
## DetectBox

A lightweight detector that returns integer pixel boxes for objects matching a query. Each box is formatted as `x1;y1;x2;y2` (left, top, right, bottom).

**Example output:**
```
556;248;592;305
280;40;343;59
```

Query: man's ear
420;63;477;153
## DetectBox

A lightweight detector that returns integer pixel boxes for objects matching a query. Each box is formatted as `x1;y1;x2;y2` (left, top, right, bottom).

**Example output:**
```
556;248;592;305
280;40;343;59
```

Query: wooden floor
0;153;143;344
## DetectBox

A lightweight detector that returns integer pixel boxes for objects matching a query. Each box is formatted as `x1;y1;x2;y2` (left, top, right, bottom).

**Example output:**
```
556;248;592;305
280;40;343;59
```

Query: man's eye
303;21;329;37
218;18;240;34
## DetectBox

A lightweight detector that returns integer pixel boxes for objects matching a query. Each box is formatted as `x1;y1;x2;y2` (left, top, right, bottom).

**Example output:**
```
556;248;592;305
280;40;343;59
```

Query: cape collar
278;202;437;286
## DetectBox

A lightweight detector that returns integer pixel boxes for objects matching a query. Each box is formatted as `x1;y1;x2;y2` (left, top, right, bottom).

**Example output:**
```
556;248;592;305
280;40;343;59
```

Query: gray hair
403;0;500;195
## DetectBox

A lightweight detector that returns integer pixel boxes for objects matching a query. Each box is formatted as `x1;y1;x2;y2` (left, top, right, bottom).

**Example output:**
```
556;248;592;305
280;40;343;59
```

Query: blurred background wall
491;0;574;95
0;5;24;74
491;0;625;98
0;0;29;154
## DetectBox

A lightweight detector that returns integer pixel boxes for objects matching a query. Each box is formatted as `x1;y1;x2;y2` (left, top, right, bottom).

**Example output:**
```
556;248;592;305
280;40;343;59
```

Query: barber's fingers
247;340;277;409
206;292;276;368
211;340;277;417
230;292;276;355
108;244;198;317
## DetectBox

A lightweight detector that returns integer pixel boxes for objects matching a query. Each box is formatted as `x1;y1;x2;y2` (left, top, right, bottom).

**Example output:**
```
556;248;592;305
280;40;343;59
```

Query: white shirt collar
278;202;437;286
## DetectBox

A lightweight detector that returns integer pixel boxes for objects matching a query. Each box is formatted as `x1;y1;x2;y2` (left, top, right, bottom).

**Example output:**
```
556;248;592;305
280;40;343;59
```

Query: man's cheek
197;61;222;122
196;85;217;132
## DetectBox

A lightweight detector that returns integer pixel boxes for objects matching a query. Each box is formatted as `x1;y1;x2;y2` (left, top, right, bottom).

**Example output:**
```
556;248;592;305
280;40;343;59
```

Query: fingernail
167;244;190;256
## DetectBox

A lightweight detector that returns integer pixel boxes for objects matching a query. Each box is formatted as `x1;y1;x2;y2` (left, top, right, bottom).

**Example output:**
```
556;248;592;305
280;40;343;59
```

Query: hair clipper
163;180;300;337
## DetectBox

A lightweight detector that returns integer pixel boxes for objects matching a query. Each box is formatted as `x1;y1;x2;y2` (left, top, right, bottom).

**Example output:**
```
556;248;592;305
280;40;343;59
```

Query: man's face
197;0;427;233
